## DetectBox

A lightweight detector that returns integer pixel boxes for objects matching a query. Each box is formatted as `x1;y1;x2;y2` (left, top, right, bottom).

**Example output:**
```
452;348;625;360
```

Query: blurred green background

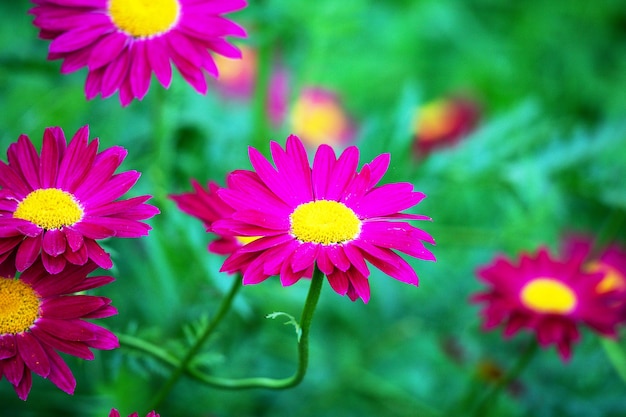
1;0;626;416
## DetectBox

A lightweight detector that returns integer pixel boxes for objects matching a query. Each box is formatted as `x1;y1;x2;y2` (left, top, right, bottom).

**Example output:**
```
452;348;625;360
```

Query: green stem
468;339;538;417
190;266;324;389
588;208;626;261
149;87;174;207
600;337;626;384
121;267;324;394
149;275;242;409
251;34;273;152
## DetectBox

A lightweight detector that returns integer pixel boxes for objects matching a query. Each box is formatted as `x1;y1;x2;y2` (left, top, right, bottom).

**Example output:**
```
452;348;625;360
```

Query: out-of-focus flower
472;248;623;361
561;234;626;295
212;45;290;126
412;97;480;156
214;135;435;303
29;0;247;106
170;179;257;258
0;260;118;400
0;126;159;274
109;409;159;417
290;87;355;150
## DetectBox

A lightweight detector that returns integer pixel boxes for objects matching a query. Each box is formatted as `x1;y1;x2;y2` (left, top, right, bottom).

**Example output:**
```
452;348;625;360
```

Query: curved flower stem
149;276;242;409
600;337;626;385
188;266;324;389
120;267;324;392
468;339;538;417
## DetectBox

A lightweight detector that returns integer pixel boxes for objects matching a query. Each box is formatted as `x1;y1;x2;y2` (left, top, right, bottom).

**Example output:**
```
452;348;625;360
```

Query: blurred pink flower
290;87;355;150
30;0;247;105
170;179;257;259
212;45;289;125
109;410;159;417
413;96;480;156
473;247;623;361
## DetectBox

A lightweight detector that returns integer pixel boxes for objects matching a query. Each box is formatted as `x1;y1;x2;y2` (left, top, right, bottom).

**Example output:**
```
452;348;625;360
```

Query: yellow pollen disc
520;278;577;314
108;0;180;38
14;188;84;230
290;200;361;245
585;261;626;293
414;100;455;141
236;236;260;245
0;278;41;335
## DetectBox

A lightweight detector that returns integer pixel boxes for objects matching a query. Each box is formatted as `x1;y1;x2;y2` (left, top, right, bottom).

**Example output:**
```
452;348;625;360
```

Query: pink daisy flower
412;96;480;156
170;179;255;257
109;409;159;417
213;135;436;303
0;260;118;400
30;0;247;106
472;247;624;361
0;126;159;274
290;87;355;149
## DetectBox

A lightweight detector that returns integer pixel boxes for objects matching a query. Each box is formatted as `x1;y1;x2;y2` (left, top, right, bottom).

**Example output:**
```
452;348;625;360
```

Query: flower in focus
214;135;435;303
109;409;160;417
561;234;626;295
213;44;290;126
472;248;623;361
290;87;355;149
170;179;256;257
0;126;159;274
30;0;247;106
412;96;480;156
0;260;118;400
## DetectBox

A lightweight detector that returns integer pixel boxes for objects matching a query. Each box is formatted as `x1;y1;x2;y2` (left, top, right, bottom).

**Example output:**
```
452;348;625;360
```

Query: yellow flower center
585;261;626;293
415;100;455;142
290;200;361;245
0;278;41;335
108;0;181;38
520;278;577;314
13;188;84;230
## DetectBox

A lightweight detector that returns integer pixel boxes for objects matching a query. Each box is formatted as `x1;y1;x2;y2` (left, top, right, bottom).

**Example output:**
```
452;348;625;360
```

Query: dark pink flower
0;260;118;400
30;0;247;106
170;179;248;257
0;126;159;274
109;409;159;417
289;87;355;149
413;97;480;156
214;135;435;303
472;248;623;361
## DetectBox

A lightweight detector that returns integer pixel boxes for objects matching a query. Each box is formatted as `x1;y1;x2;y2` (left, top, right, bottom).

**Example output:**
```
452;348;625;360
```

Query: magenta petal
42;295;106;319
16;333;51;378
42;229;66;256
291;243;319;272
42;252;67;274
63;227;84;251
30;327;94;360
0;334;17;359
41;343;76;394
36;318;95;342
327;269;349;296
4;353;26;385
14;365;32;401
88;31;128;70
64;243;89;265
15;235;42;272
40;127;62;188
85;239;113;269
347;268;371;303
49;23;108;54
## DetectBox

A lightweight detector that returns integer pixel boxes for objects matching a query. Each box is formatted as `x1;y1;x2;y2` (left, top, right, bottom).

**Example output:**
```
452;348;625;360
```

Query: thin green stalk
120;268;324;391
149;276;242;409
600;338;626;384
468;339;538;417
251;36;273;152
149;87;175;207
